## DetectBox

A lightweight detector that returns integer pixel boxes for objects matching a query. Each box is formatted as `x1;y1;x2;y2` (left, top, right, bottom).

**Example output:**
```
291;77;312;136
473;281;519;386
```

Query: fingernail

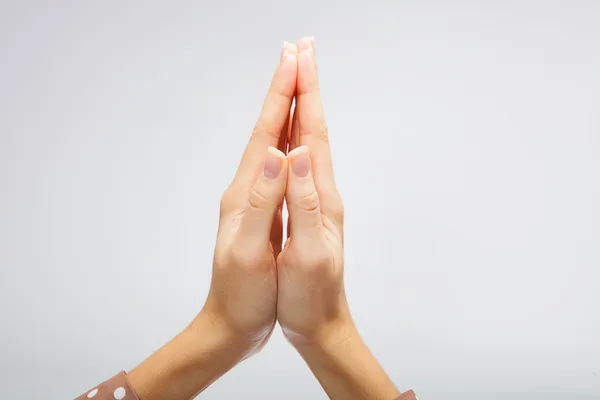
286;42;298;55
300;43;314;59
281;48;289;63
264;148;282;179
291;148;310;177
298;36;313;52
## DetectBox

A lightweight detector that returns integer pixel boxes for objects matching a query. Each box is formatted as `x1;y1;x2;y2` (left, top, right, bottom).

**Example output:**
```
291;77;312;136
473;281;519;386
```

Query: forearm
127;310;253;400
294;322;401;400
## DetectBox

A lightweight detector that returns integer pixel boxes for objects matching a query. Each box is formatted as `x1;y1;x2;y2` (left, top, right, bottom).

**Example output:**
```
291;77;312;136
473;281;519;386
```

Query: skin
126;38;401;400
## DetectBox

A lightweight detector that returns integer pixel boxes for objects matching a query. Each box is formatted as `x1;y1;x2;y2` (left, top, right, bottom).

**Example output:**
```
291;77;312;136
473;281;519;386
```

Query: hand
200;42;299;351
276;37;349;347
276;38;400;400
127;43;298;400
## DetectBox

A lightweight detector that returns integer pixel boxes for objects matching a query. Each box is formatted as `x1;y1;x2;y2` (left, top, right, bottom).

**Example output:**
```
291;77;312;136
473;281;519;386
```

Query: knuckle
298;191;320;213
318;120;330;141
331;193;344;221
252;121;278;140
220;187;235;213
248;185;271;210
321;189;344;222
299;118;329;142
221;185;251;214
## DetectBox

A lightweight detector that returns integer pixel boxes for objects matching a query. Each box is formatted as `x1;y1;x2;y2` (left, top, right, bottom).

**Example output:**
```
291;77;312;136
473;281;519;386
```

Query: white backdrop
1;1;599;399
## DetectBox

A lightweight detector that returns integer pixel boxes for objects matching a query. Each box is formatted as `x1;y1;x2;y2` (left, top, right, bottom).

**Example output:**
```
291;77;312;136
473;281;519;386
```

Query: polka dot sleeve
395;389;418;400
75;371;414;399
75;371;140;400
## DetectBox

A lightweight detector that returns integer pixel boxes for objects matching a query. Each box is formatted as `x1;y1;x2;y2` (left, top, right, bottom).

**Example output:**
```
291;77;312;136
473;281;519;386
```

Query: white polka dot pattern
75;370;411;400
113;387;126;399
74;371;139;400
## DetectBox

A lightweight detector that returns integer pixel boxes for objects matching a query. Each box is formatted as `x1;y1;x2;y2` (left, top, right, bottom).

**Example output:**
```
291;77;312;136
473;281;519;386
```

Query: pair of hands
128;38;400;400
205;37;349;355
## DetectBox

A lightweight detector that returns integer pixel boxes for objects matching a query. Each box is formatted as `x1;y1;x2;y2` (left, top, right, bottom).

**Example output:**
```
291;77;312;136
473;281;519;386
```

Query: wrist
287;316;358;353
192;306;273;358
282;304;357;350
291;319;400;400
291;317;361;372
128;310;255;400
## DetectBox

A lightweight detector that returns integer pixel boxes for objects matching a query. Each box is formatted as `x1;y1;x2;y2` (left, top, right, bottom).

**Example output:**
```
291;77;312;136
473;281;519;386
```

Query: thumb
286;146;324;242
238;147;288;245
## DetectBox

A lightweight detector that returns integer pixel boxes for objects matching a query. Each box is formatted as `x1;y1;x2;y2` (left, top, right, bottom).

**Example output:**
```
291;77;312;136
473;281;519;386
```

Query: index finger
295;38;340;216
233;43;298;189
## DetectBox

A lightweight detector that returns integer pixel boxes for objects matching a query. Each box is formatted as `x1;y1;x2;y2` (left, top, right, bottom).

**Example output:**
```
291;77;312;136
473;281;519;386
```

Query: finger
271;115;291;254
277;110;292;154
288;102;299;153
276;52;294;157
233;43;298;189
298;36;317;70
286;146;324;241
286;105;299;241
238;147;289;245
295;38;340;219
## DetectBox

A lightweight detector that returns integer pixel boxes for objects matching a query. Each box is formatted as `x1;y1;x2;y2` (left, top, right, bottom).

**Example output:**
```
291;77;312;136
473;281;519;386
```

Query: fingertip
277;50;298;98
267;145;287;160
287;145;309;159
281;49;297;66
297;48;316;95
281;40;299;64
284;41;299;55
297;36;314;51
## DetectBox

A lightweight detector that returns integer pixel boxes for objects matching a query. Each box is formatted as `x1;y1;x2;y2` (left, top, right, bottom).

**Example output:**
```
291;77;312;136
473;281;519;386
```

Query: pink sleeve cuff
395;389;418;400
75;371;140;400
75;370;415;400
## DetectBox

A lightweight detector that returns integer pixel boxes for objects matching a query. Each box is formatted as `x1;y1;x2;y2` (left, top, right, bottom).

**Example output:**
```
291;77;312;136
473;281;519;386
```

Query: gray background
1;1;599;399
